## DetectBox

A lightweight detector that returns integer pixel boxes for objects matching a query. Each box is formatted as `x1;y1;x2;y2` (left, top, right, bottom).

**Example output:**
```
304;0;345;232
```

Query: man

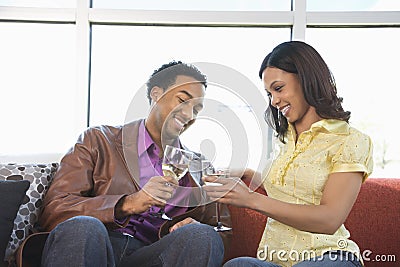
30;61;231;266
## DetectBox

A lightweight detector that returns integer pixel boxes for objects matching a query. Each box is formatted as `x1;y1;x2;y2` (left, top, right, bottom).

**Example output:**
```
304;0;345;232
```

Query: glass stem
216;202;221;228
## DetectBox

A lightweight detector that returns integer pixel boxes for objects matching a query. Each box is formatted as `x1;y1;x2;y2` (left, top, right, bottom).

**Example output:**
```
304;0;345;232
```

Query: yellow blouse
258;119;373;266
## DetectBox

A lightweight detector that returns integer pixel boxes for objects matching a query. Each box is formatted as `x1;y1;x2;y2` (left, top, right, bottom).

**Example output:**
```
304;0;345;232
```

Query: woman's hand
202;175;259;208
229;168;264;191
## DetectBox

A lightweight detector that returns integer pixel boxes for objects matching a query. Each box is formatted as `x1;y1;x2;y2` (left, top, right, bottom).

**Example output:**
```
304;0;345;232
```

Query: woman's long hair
259;41;351;143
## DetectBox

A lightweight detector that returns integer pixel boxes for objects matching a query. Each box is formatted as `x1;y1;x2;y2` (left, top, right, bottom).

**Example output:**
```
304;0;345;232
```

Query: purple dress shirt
114;121;191;244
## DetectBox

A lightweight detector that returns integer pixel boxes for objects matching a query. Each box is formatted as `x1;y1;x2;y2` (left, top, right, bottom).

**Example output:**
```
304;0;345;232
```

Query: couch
1;162;399;267
227;178;400;267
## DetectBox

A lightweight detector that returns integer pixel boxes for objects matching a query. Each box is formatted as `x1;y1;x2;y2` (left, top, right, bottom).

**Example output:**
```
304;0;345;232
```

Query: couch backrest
227;183;267;260
345;178;400;267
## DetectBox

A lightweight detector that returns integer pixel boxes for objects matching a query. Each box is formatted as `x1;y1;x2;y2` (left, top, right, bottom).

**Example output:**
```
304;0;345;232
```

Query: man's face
148;75;205;142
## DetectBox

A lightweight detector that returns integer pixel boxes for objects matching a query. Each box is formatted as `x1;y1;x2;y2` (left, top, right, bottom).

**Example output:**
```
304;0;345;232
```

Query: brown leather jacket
17;119;232;266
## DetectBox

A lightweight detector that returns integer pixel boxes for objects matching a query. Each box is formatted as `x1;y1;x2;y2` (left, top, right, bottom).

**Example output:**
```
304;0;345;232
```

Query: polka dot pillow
0;163;58;262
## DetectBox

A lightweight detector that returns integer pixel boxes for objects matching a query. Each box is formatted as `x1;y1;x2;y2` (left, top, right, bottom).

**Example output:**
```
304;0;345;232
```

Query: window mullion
76;0;92;129
292;0;307;40
0;6;75;22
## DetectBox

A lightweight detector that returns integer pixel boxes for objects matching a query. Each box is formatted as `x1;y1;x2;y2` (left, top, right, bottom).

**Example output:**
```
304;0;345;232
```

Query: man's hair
146;60;207;104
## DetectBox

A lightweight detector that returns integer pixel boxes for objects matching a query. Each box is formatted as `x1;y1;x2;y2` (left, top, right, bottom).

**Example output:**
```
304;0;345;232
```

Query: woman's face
262;66;319;131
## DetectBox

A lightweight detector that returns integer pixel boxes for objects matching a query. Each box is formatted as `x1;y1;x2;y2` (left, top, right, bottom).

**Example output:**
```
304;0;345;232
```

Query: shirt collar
138;120;159;158
289;119;350;136
138;120;182;158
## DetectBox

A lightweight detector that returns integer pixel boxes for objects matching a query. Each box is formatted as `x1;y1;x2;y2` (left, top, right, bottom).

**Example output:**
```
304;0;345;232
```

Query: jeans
223;250;363;267
41;215;224;267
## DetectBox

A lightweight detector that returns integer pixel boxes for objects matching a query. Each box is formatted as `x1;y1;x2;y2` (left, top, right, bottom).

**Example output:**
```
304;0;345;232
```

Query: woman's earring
277;110;281;126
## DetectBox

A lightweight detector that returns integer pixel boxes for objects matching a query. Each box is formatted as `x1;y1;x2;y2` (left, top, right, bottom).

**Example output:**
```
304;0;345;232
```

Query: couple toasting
19;41;372;267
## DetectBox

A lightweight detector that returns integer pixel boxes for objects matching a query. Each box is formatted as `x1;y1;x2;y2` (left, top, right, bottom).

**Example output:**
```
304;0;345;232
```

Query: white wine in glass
162;163;189;181
150;145;193;220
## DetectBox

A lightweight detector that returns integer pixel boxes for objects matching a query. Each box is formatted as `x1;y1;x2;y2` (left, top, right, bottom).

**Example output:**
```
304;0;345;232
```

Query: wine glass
201;160;232;232
151;145;194;220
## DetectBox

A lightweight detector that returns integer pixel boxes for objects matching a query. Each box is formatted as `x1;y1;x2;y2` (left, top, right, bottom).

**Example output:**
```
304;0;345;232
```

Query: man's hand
169;217;200;233
115;175;178;219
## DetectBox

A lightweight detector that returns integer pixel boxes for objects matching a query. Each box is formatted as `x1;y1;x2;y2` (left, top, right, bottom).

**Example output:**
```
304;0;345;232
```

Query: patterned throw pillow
0;180;30;264
0;163;58;262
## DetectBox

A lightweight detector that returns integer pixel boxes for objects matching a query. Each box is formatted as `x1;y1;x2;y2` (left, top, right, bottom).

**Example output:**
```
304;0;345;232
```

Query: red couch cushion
227;178;400;267
227;205;267;259
227;185;267;260
345;178;400;267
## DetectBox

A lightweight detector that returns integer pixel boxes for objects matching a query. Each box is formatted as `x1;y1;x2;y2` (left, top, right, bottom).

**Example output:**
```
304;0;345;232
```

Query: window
307;27;400;178
0;22;77;157
0;0;399;177
90;25;288;168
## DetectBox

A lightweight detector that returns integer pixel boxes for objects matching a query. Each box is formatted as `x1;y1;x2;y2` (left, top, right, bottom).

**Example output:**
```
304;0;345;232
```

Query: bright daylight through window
0;0;399;178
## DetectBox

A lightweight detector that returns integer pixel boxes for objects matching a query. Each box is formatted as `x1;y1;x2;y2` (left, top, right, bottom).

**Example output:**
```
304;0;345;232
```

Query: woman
203;41;373;266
